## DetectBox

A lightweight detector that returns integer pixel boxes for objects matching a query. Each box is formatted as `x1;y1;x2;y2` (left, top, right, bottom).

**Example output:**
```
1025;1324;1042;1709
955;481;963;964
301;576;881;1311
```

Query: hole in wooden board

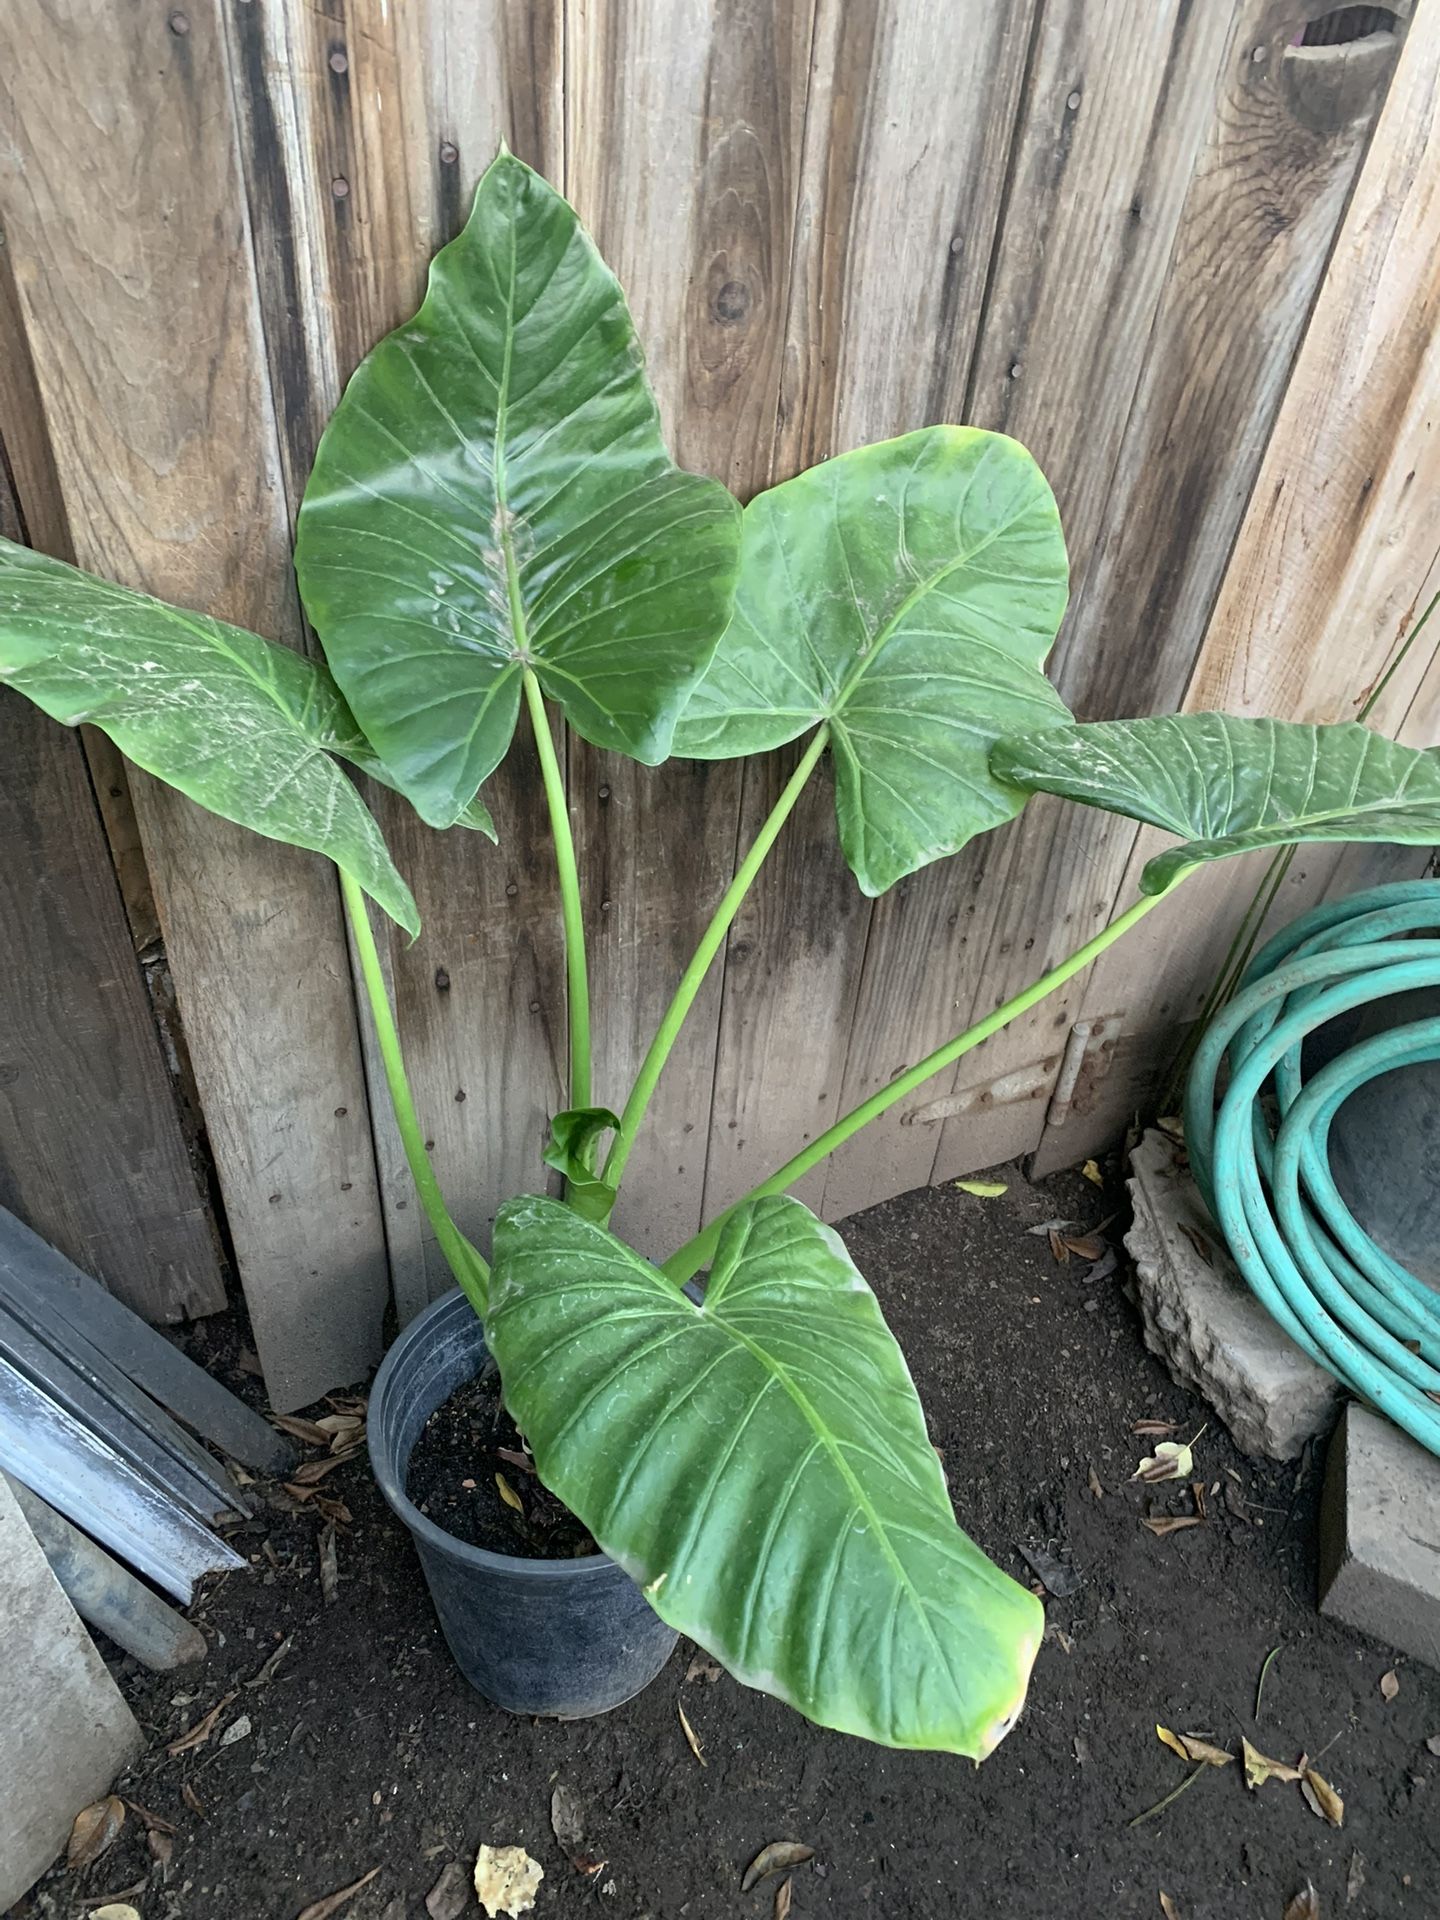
1281;4;1405;134
1298;5;1400;46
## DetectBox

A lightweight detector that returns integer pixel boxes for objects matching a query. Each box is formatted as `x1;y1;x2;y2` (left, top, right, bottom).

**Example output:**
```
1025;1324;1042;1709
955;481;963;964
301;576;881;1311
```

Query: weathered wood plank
1034;4;1437;1172
1;0;391;1406
0;251;223;1323
930;0;1407;1189
695;0;1041;1235
225;0;570;1299
820;0;1243;1214
563;0;816;1259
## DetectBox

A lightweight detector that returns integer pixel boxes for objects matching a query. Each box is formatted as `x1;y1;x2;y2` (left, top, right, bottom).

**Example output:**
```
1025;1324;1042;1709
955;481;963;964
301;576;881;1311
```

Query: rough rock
1319;1401;1440;1670
1125;1129;1343;1460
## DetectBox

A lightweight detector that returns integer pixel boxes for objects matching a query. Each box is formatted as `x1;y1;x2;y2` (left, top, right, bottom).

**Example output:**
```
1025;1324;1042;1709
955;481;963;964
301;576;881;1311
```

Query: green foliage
295;152;741;830
542;1107;621;1222
992;714;1440;893
675;427;1071;894
487;1192;1043;1757
0;539;418;934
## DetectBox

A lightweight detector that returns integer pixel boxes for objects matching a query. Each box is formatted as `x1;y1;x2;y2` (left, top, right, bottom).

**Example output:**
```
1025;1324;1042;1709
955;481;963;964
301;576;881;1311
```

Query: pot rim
369;1286;619;1582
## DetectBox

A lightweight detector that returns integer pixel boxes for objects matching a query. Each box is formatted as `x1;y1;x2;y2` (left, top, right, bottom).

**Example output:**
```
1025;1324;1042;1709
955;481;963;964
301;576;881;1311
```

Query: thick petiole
603;725;831;1191
523;669;592;1111
662;878;1181;1284
339;868;490;1315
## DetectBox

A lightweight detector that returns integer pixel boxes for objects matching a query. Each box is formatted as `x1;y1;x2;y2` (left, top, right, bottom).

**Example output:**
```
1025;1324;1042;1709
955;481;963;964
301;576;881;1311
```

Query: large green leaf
295;150;741;829
487;1192;1043;1757
0;538;419;935
991;714;1440;894
672;427;1072;895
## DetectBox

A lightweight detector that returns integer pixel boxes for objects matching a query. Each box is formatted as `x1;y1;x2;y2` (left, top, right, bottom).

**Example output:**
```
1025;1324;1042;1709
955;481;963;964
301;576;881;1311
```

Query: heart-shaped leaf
295;150;741;828
673;427;1071;894
0;538;419;933
542;1106;621;1223
991;715;1440;894
487;1192;1043;1757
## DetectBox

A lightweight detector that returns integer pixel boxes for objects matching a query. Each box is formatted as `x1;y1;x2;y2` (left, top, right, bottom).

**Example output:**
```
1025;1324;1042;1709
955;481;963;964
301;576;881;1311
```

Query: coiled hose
1184;879;1440;1459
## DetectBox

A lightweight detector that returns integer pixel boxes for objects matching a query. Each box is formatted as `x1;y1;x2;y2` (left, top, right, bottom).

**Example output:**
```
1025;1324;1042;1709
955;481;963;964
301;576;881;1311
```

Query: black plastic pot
368;1288;677;1716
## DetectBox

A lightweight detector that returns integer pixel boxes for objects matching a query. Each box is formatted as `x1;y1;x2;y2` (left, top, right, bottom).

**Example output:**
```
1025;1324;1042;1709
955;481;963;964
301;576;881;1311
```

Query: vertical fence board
1;0;390;1406
820;0;1245;1211
697;0;1042;1230
904;0;1404;1195
0;261;223;1320
1034;4;1438;1171
562;0;815;1258
224;0;569;1305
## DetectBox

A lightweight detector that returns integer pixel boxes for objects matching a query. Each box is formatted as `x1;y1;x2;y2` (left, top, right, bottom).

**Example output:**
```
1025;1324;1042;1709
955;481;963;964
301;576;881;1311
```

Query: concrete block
1125;1129;1343;1460
1319;1401;1440;1670
0;1474;142;1911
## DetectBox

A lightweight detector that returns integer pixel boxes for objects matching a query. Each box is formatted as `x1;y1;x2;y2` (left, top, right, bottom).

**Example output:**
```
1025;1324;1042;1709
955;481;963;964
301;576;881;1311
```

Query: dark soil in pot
405;1365;597;1557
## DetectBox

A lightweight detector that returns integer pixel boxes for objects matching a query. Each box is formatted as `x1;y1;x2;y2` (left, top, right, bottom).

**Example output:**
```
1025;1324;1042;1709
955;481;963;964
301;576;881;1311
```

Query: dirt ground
16;1164;1440;1920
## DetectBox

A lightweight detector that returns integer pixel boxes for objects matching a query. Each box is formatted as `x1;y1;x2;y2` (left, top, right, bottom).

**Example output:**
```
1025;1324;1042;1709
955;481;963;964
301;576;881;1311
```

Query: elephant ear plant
6;152;1440;1761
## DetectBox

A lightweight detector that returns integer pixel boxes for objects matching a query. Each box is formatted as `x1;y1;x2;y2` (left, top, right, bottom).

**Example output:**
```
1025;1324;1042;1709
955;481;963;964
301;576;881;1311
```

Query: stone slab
1125;1129;1343;1460
1319;1400;1440;1670
0;1473;142;1911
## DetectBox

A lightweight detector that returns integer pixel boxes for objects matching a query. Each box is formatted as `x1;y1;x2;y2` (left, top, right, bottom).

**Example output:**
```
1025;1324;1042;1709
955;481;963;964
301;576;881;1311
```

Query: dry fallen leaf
425;1859;471;1920
1283;1881;1320;1920
1301;1768;1344;1827
1155;1726;1232;1768
318;1522;339;1606
1048;1228;1069;1263
67;1796;125;1870
1133;1440;1194;1484
550;1783;586;1857
1347;1849;1365;1904
148;1829;174;1869
741;1841;815;1893
1380;1668;1400;1702
1132;1419;1180;1437
181;1782;206;1819
775;1877;793;1920
1062;1232;1105;1262
296;1866;381;1920
1082;1158;1104;1186
955;1178;1007;1197
166;1691;237;1755
496;1446;536;1476
246;1635;294;1689
289;1448;364;1486
1087;1464;1105;1500
1241;1737;1303;1790
474;1845;544;1919
685;1653;723;1684
90;1908;142;1920
1142;1515;1203;1538
678;1699;707;1767
125;1801;176;1836
1159;1894;1180;1920
272;1413;333;1447
495;1473;525;1513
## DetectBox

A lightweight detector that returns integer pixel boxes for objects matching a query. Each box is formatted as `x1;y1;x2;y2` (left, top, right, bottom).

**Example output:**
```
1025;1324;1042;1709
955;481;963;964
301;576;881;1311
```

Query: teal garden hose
1184;880;1440;1459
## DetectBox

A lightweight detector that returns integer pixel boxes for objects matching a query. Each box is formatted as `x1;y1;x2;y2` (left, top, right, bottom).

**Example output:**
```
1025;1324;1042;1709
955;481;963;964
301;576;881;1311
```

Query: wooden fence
3;1;1438;1408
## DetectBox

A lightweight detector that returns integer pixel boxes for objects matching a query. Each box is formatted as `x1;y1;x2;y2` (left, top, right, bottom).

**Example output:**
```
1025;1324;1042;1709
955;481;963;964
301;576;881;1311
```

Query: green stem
523;669;591;1110
339;868;490;1316
603;725;830;1191
662;878;1180;1284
